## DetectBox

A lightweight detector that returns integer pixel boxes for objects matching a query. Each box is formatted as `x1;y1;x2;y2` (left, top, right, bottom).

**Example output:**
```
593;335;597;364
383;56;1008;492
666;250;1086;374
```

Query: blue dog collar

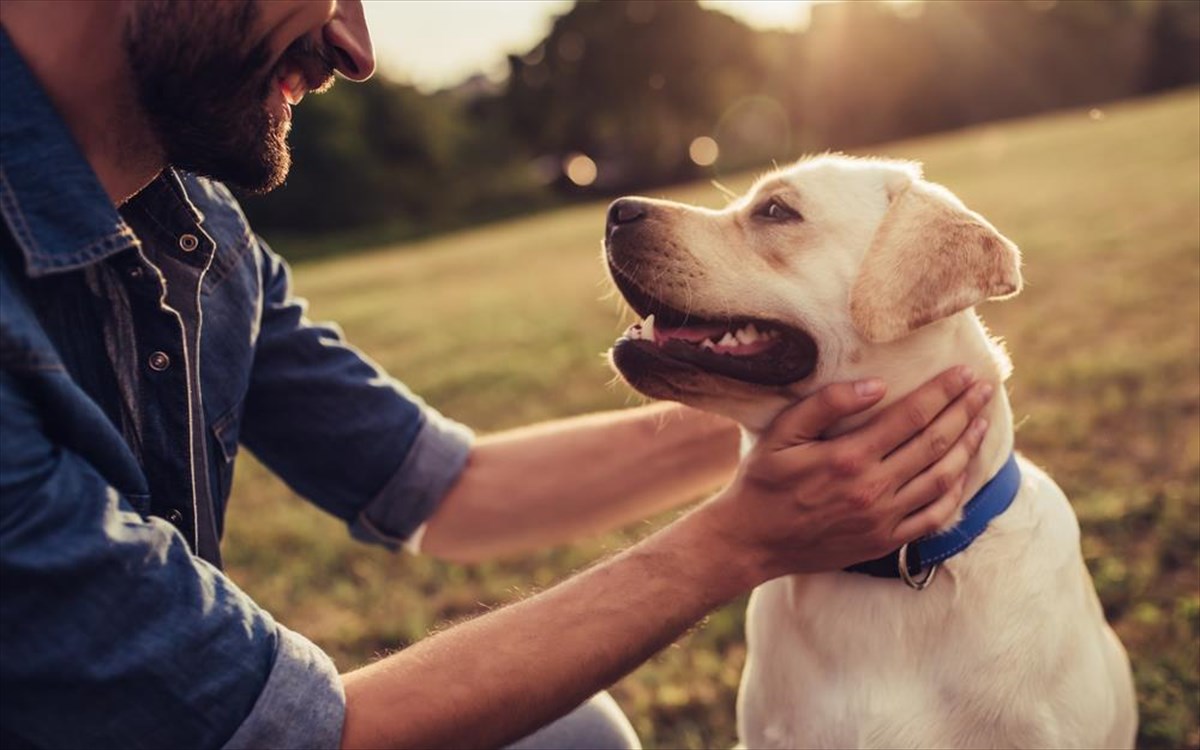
845;452;1022;588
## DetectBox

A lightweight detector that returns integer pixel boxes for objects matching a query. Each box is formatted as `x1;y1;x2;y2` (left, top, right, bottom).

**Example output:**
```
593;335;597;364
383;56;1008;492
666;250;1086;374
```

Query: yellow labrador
603;155;1136;749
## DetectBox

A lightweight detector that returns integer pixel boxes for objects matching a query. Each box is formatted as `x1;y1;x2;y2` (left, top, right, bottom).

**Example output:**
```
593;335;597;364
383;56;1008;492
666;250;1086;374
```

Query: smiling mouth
278;69;307;105
273;39;336;108
609;264;818;387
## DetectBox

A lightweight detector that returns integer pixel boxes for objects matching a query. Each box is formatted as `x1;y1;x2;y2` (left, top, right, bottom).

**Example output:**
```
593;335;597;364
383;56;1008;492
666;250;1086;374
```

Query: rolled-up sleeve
240;241;472;549
221;625;344;750
0;373;345;749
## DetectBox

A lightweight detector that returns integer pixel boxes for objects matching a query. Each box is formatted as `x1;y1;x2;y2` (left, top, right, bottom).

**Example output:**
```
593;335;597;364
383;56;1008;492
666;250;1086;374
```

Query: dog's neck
746;310;1014;528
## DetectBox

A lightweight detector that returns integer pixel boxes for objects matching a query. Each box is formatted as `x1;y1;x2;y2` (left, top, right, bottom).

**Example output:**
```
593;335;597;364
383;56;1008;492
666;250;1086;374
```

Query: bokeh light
563;153;597;186
689;136;720;166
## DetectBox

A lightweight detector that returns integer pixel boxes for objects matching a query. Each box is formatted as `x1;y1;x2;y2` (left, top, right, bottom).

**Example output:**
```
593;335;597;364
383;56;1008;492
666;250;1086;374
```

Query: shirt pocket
209;405;242;522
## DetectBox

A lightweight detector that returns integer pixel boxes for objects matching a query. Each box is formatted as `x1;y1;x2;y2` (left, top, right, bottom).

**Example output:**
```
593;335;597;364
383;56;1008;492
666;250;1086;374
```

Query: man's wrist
665;501;768;600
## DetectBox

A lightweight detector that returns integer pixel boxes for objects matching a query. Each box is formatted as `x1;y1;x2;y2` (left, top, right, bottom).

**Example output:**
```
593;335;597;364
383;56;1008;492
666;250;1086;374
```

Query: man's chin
232;144;291;195
169;122;291;194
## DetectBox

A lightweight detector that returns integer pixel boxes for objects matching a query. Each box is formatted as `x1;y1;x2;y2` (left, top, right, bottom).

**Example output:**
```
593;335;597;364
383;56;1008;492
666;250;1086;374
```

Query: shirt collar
0;26;139;277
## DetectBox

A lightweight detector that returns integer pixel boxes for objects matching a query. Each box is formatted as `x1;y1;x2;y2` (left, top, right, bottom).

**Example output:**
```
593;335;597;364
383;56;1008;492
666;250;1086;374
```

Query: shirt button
179;233;199;252
148;351;171;371
127;266;144;280
165;509;184;525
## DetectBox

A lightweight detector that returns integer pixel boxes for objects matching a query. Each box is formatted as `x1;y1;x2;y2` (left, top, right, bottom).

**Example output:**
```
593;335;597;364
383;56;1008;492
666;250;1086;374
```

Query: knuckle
970;388;989;410
926;429;951;458
904;403;930;431
934;469;956;496
846;477;886;511
830;447;865;478
846;486;875;510
941;368;966;395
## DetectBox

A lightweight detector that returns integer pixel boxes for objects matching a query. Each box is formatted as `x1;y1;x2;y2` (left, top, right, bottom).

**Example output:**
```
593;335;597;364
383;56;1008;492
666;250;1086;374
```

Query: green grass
223;88;1200;749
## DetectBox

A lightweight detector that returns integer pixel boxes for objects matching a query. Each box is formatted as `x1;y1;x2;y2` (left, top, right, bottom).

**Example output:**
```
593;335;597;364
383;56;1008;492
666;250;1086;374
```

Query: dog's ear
849;176;1022;344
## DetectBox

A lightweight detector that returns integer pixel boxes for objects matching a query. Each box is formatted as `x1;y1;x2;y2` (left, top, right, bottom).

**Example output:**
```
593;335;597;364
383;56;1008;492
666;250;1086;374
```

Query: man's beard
122;0;332;194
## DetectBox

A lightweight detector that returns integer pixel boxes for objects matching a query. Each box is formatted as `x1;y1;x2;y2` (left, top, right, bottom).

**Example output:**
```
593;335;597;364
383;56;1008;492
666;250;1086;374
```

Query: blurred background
240;0;1199;256
224;1;1200;748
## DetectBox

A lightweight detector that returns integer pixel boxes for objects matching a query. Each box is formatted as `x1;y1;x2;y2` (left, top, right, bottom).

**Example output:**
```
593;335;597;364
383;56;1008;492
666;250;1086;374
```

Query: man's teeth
280;70;306;105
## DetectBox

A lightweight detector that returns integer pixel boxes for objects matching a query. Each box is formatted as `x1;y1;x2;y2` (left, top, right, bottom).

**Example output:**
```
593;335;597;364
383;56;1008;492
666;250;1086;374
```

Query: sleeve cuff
222;624;345;750
350;406;473;552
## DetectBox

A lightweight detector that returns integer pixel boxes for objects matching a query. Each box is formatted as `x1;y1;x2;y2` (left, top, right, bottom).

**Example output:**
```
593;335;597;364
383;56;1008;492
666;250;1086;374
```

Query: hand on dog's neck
747;310;1015;531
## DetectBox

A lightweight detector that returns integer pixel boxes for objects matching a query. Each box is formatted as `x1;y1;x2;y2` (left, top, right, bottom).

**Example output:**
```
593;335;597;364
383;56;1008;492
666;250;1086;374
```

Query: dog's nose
607;198;646;228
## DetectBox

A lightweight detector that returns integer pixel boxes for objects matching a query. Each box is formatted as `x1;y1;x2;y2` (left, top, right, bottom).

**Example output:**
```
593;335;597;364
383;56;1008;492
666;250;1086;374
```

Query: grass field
223;89;1200;749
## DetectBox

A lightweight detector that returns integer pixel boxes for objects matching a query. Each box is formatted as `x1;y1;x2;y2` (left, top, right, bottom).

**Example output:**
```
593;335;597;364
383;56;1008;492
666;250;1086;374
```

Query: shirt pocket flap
211;406;241;465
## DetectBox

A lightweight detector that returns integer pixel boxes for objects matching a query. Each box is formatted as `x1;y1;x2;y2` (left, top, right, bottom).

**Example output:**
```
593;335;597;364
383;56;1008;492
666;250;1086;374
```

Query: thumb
763;379;886;452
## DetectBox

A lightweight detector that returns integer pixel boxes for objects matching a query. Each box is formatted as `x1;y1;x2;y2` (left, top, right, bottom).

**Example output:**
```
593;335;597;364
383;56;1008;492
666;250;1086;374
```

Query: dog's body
740;457;1134;749
603;155;1136;748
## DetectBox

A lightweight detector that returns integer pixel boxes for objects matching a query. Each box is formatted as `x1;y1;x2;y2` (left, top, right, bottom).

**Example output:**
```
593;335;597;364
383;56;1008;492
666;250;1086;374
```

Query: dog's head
604;155;1021;430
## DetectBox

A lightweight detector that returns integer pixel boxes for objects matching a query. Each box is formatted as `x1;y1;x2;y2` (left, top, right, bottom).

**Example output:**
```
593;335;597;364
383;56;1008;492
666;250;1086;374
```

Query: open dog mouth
609;265;818;387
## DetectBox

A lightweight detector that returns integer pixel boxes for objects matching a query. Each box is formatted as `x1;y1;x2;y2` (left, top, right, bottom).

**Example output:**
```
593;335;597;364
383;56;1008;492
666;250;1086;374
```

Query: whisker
712;180;738;202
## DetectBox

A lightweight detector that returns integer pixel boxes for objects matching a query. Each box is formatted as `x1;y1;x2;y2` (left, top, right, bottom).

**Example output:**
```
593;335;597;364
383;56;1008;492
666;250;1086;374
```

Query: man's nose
325;0;375;81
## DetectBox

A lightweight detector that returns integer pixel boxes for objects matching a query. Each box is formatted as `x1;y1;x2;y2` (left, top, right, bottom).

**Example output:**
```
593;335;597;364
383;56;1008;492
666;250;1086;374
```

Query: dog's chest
735;464;1131;749
738;569;993;749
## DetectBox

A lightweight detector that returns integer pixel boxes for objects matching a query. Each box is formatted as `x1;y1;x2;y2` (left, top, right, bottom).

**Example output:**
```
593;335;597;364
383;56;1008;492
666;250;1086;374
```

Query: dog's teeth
736;326;757;344
643;314;655;342
628;324;643;341
719;332;738;347
701;339;716;350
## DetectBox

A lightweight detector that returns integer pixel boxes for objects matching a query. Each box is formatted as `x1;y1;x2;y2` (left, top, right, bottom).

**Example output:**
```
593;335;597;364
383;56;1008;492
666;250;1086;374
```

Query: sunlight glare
698;0;816;32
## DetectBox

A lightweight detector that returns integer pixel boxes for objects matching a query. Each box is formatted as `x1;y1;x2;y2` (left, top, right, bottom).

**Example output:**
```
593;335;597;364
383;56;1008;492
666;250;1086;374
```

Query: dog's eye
754;198;802;222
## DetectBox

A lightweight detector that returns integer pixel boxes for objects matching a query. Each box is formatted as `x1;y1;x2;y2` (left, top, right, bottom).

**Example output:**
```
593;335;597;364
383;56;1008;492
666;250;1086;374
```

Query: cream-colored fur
604;155;1136;749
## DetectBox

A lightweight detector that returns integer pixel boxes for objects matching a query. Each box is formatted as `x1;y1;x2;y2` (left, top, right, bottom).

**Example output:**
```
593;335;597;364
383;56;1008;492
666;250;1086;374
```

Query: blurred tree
1144;0;1200;92
503;0;776;190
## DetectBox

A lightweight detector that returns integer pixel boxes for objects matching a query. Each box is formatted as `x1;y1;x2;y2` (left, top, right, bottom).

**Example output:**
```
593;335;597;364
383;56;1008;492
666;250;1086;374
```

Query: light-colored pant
508;692;641;750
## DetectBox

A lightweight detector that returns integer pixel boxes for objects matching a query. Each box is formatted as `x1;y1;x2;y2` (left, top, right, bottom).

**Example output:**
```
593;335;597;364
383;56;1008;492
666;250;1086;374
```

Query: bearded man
0;2;993;747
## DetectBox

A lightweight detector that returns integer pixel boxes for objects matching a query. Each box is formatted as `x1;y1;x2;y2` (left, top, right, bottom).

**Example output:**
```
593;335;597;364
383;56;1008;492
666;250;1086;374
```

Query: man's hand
701;366;994;581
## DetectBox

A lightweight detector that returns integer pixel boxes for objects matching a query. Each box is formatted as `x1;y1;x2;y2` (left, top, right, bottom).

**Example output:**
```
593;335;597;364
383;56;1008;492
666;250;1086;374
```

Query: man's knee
507;691;641;750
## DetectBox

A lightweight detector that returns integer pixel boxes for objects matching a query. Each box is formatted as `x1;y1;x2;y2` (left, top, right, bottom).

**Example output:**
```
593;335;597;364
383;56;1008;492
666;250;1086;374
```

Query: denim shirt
0;29;472;749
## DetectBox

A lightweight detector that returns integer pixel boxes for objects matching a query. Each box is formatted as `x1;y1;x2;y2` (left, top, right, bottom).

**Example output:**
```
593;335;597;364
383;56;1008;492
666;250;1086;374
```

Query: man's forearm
421;403;740;562
341;505;754;749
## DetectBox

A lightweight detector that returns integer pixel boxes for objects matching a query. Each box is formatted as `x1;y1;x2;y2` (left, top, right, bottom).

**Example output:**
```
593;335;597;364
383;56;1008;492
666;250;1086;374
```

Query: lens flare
564;153;597;186
689;137;720;166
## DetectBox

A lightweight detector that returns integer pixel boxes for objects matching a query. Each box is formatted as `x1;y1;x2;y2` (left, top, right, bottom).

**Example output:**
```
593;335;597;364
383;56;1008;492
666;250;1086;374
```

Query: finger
891;416;988;514
857;366;976;456
882;381;994;480
762;379;886;452
891;474;967;544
